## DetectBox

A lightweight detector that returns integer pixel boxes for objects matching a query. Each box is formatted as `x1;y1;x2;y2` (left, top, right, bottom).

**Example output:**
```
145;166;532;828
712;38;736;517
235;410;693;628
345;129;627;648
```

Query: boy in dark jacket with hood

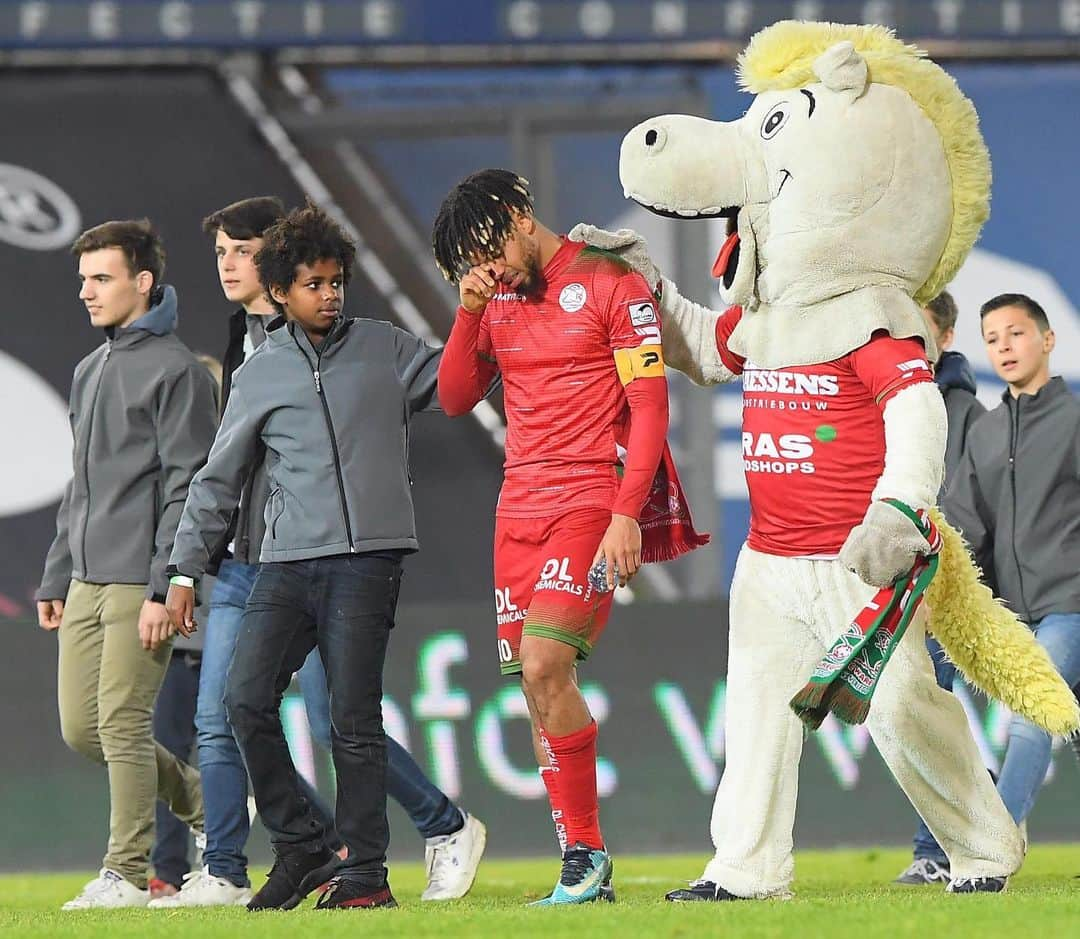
36;220;217;909
901;292;1080;883
897;290;988;885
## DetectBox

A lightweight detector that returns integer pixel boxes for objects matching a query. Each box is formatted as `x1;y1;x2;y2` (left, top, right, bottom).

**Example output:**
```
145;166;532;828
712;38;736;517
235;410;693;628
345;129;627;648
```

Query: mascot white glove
568;222;662;290
839;500;931;588
569;222;734;387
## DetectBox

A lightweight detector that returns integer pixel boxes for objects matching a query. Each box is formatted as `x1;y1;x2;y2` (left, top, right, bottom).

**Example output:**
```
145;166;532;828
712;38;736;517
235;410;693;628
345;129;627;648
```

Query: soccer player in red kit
433;170;672;905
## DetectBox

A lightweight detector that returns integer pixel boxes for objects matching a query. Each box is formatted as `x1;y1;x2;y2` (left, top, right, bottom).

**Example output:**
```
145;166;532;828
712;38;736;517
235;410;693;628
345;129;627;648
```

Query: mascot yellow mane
737;21;990;306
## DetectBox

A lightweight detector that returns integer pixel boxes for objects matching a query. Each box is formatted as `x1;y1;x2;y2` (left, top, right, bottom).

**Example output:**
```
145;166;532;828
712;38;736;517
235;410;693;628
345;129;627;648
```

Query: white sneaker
148;866;253;908
421;812;487;901
61;869;149;910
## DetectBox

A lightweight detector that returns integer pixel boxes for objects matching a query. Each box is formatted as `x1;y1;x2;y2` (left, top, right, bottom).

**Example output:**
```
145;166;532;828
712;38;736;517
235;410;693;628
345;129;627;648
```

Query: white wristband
169;575;195;589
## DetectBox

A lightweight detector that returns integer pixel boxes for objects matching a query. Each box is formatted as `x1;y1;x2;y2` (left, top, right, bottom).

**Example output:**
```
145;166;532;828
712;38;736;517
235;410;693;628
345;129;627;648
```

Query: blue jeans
913;613;1080;863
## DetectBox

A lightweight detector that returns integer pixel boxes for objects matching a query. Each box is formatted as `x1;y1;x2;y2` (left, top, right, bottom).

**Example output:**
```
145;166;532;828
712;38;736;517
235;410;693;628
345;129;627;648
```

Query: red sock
538;765;567;853
541;721;603;850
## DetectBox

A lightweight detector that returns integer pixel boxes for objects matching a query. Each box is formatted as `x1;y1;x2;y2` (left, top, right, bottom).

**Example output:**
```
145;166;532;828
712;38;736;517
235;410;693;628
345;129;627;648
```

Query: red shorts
493;507;614;675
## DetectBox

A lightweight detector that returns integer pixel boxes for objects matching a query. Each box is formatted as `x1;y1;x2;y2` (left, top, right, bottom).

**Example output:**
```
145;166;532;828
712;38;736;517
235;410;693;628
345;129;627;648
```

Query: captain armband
614;345;666;386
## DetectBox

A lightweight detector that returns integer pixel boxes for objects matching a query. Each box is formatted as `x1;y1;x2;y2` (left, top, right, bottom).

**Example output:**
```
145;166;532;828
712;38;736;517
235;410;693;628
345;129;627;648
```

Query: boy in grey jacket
907;292;1080;875
166;203;442;912
35;220;217;909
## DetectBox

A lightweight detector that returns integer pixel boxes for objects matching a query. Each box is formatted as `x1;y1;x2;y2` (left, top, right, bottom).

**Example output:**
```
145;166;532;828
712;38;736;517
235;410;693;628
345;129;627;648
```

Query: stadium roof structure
3;0;1080;65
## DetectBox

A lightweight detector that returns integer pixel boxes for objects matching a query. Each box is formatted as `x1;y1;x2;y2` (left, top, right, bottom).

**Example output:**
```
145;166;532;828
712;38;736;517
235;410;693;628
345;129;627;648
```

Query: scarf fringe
642;530;711;565
789;681;829;730
827;684;872;726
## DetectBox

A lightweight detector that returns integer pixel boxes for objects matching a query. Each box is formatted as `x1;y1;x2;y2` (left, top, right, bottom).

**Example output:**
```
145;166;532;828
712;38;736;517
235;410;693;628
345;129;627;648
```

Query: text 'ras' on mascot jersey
575;21;1080;901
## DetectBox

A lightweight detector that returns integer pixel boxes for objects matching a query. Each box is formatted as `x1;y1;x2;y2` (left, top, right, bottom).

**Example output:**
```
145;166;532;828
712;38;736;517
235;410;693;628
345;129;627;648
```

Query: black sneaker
315;877;397;910
665;879;745;902
247;846;338;911
946;876;1008;894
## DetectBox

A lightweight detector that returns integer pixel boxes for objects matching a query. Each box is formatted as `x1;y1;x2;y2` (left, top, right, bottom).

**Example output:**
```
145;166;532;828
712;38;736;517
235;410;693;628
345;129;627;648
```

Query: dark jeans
225;554;401;886
295;650;462;839
152;650;201;887
198;561;340;886
911;636;958;865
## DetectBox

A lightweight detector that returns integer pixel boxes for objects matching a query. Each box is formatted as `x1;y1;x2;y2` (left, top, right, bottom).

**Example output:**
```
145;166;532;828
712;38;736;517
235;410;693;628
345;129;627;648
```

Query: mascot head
620;21;990;345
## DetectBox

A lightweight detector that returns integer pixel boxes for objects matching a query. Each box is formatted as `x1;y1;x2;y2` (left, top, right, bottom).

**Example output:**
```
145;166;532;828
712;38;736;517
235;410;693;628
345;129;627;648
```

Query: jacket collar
104;284;179;345
1002;375;1068;408
268;315;351;358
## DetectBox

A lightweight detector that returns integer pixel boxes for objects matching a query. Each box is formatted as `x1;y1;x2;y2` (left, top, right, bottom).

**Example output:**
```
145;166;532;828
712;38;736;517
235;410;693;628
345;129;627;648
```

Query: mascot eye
760;104;790;140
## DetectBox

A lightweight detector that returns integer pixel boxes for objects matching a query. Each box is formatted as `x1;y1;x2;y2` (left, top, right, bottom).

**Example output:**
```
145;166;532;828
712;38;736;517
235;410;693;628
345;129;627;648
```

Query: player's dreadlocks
431;169;533;284
255;200;356;314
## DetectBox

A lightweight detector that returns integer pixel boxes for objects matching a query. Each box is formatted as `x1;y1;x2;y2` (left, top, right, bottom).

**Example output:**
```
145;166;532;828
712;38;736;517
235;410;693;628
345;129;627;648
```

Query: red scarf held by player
638;443;711;562
615;426;710;562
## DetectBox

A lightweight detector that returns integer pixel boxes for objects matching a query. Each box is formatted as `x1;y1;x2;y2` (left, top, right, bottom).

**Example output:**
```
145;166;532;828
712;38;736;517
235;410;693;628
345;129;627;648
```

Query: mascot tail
927;508;1080;736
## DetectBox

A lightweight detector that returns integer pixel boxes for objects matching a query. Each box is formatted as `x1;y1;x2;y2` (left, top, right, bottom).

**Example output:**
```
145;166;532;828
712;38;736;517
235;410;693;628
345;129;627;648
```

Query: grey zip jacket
943;376;1080;623
37;287;219;602
169;315;441;579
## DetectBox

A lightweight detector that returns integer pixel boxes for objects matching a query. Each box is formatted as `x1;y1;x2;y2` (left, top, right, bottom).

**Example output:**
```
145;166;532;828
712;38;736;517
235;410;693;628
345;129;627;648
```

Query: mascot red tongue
575;19;1079;901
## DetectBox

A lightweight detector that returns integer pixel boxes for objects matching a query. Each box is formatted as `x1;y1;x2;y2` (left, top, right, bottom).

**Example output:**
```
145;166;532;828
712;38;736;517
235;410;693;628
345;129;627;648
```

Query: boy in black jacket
896;290;989;884
905;292;1080;881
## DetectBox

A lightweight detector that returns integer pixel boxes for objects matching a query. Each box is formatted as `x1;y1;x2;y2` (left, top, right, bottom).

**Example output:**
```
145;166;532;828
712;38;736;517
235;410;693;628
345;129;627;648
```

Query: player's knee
520;650;573;703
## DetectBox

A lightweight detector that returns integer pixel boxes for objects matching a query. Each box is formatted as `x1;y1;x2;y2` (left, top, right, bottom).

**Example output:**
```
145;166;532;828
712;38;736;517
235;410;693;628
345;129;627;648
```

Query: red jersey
439;238;668;519
715;306;933;557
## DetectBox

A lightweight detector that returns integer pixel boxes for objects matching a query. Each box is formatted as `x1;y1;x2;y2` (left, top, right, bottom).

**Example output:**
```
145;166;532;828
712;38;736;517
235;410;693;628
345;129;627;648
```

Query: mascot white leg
702;548;825;898
819;565;1025;880
704;553;1023;897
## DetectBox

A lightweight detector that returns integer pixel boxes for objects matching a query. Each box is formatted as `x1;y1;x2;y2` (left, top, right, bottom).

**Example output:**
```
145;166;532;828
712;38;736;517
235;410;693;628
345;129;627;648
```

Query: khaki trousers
57;580;204;889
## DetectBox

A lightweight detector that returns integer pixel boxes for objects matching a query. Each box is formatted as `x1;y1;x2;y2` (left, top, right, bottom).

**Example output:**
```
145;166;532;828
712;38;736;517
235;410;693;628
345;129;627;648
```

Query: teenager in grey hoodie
36;220;217;909
166;204;442;912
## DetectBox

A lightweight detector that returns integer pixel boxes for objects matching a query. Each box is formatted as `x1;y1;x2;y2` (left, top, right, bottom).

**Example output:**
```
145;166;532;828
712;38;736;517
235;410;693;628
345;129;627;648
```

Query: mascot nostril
645;129;658;146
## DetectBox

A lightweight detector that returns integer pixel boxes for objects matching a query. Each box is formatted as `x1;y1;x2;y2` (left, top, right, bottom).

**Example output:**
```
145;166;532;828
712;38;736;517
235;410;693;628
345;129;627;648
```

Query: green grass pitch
2;845;1078;938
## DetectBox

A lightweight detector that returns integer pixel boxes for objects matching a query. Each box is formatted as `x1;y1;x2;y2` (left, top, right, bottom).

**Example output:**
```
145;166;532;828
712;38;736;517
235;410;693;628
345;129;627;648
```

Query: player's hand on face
593;513;643;590
459;262;505;314
37;599;64;631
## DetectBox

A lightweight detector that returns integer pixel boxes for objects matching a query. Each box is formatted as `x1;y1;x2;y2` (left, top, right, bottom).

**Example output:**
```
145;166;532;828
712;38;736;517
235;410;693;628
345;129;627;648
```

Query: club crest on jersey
628;301;657;327
558;283;587;313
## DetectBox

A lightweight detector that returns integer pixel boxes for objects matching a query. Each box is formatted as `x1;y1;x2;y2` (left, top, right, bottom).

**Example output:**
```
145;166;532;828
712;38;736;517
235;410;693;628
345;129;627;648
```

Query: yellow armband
614;345;666;385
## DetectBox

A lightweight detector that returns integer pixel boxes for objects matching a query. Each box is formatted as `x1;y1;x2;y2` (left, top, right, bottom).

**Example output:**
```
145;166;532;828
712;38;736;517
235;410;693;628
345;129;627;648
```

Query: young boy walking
166;203;447;910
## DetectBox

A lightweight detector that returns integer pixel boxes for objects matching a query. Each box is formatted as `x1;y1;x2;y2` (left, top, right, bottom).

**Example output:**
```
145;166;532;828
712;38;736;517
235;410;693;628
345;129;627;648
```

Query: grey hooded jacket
169;315;441;579
935;349;986;491
37;287;219;602
943;376;1080;623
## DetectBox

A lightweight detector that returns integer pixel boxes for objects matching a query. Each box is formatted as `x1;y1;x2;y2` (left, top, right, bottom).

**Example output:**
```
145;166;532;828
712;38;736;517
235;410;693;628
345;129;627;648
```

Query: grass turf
2;845;1078;938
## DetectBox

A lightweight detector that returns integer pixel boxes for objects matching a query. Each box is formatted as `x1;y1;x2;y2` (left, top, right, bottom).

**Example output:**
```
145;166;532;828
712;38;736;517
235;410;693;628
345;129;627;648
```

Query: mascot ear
812;41;869;100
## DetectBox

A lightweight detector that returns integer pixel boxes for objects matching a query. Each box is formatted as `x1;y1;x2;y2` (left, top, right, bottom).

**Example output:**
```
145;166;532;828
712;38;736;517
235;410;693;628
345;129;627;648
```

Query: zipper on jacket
1007;398;1030;620
80;341;112;572
293;335;355;551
